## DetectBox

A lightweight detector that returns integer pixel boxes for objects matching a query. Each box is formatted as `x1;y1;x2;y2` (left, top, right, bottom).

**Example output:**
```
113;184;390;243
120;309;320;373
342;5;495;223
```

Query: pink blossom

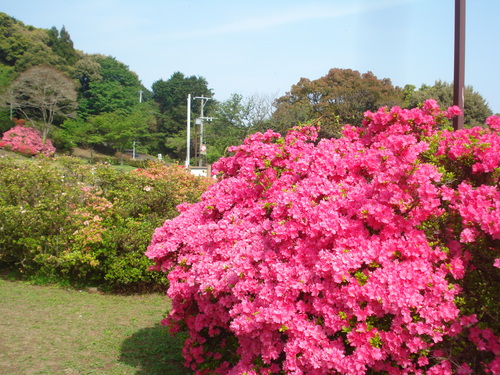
486;115;500;131
0;122;55;156
444;105;462;119
147;103;500;374
422;98;440;114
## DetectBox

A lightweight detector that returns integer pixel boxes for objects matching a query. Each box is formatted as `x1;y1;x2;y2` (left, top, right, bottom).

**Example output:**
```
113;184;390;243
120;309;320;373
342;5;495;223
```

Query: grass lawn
0;279;191;374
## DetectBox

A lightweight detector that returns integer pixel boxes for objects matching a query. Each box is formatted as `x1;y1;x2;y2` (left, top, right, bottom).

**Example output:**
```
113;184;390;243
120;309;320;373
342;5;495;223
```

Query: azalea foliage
0;158;213;287
147;100;500;374
0;119;56;156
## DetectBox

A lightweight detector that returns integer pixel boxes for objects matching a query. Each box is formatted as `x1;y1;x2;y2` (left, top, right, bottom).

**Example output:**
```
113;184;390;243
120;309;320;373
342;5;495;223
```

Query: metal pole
199;99;204;167
453;0;465;130
194;96;211;166
186;94;191;168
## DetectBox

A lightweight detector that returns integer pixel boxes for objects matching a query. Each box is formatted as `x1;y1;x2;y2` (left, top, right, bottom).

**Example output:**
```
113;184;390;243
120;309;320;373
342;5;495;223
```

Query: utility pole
186;94;191;168
453;0;466;130
194;96;211;166
134;91;141;160
8;89;13;120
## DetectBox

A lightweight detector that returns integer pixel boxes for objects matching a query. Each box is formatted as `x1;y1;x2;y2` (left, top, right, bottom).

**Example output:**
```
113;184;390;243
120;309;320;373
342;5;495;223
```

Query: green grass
112;164;137;173
0;279;192;374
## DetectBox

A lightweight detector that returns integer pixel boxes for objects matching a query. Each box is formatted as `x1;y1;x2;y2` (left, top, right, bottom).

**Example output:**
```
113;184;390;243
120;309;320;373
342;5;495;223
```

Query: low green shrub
0;156;214;289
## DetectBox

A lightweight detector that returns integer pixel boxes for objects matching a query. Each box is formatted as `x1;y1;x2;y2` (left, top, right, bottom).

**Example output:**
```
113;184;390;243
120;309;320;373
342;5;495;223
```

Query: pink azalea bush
0;119;56;157
147;100;500;374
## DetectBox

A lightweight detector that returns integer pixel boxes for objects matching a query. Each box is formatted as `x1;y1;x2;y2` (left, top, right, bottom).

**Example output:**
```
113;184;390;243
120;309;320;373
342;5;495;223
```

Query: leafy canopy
272;68;404;139
403;80;493;128
152;71;213;159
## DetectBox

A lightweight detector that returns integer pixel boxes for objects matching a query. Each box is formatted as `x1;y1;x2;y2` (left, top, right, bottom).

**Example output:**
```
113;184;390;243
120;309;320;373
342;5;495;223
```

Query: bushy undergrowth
148;101;500;374
0;157;214;288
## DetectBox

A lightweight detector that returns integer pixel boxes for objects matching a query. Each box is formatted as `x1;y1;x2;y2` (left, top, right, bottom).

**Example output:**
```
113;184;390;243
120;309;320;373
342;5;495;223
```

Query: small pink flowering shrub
147;100;500;374
0;119;55;157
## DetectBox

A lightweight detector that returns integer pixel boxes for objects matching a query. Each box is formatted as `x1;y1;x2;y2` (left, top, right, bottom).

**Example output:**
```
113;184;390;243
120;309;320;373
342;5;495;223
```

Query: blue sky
4;0;500;114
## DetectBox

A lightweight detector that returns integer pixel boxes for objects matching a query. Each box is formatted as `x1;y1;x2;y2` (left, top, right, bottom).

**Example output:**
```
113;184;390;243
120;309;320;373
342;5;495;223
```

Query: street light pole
453;0;466;130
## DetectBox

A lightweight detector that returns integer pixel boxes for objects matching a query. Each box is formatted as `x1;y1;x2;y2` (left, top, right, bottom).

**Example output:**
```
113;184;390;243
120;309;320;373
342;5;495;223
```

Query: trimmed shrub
147;101;500;374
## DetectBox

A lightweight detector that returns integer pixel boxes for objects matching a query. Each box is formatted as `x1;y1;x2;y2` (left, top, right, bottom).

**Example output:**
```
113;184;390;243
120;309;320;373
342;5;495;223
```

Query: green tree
202;93;276;164
46;25;78;65
272;68;404;138
205;93;251;163
403;80;493;127
72;55;102;95
0;13;68;72
1;65;77;141
77;56;144;118
55;117;104;156
152;71;213;160
87;107;151;162
0;13;31;67
0;65;16;133
129;101;162;153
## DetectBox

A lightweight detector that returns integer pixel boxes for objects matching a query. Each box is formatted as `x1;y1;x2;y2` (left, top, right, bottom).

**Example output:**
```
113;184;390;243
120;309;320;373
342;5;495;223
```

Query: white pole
186;94;191;168
199;98;204;167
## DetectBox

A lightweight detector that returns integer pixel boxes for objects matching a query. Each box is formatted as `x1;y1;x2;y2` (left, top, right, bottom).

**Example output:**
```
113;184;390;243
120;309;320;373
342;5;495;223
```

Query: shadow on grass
119;324;192;374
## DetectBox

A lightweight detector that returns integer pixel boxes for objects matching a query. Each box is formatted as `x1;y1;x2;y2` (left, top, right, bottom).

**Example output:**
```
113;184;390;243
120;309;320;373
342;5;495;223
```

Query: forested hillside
0;13;217;162
0;12;493;163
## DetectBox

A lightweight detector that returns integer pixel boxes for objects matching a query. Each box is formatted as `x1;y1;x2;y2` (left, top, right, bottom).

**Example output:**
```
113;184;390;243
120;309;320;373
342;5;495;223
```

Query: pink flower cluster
0;122;55;157
147;100;500;374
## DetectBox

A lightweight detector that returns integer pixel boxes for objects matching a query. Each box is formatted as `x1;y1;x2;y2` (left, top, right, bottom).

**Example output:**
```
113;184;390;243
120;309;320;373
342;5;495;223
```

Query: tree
1;65;77;141
272;68;404;138
76;56;144;118
87;106;152;162
0;13;68;72
152;71;213;160
245;92;276;134
0;13;32;67
403;80;493;127
200;93;276;164
55;117;104;156
46;25;78;65
72;55;102;95
0;65;16;133
204;94;250;163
